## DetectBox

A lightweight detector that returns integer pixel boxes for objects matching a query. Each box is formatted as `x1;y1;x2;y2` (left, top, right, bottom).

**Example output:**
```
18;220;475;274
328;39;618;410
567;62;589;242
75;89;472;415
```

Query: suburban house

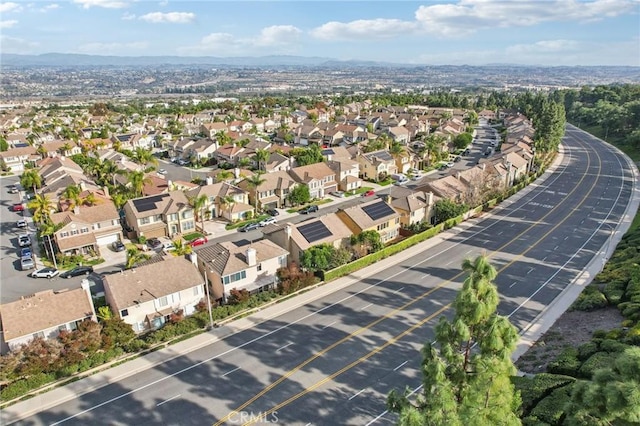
0;145;38;172
40;140;82;157
214;143;245;165
200;122;228;138
326;158;362;193
185;138;219;162
185;181;253;222
335;197;401;243
387;126;410;144
123;191;195;240
103;255;205;333
417;174;471;205
194;240;289;302
262;213;353;265
0;282;96;353
264;152;292;172
288;162;338;199
50;203;122;256
238;170;298;210
387;187;435;228
357;150;398;181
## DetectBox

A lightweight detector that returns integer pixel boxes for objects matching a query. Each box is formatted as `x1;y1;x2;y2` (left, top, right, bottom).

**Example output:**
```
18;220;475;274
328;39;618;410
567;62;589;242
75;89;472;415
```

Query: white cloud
311;19;417;40
255;25;302;46
506;39;582;55
0;35;39;53
77;41;148;53
73;0;129;9
414;0;638;37
0;20;18;29
43;4;59;10
0;2;22;13
121;12;136;20
139;12;195;24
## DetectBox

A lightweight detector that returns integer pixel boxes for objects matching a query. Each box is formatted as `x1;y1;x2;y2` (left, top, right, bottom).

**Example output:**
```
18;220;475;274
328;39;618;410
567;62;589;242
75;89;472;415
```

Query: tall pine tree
388;255;521;426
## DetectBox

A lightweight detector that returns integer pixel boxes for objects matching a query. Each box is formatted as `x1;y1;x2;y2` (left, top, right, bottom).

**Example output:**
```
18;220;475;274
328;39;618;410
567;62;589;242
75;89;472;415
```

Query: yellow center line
217;137;602;426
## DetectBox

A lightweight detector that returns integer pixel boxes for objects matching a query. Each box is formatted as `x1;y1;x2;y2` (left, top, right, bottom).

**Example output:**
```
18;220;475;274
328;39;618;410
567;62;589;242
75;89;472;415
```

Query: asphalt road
8;125;637;426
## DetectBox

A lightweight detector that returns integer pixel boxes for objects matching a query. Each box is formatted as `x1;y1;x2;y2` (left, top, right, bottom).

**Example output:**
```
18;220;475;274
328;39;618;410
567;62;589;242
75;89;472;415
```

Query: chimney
103;185;110;197
426;191;434;206
246;247;257;266
73;205;80;215
167;180;173;189
385;194;392;204
285;224;292;241
456;171;461;180
206;176;213;185
188;252;198;266
234;168;240;179
79;181;86;191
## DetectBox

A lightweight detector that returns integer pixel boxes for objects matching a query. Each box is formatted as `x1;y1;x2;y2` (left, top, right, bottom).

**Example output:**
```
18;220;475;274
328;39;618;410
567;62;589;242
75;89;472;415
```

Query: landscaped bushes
512;373;575;415
547;347;581;376
528;386;573;425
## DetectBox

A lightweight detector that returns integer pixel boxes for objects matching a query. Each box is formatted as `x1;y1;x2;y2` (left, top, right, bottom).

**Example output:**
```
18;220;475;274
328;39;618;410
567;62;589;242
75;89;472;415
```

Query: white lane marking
564;236;569;240
156;394;181;407
48;148;601;425
509;281;517;288
393;287;405;294
322;321;336;330
221;367;240;377
465;249;474;255
348;388;365;401
542;256;547;262
359;303;373;311
527;268;534;275
393;360;408;371
276;342;293;352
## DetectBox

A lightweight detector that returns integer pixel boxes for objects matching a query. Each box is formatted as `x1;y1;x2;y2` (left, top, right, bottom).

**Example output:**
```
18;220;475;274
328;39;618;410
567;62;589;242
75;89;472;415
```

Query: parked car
112;240;126;252
299;205;319;214
20;257;35;271
16;219;27;228
8;185;18;194
158;168;167;175
31;267;59;279
446;162;455;168
18;235;30;247
60;266;94;279
162;241;175;252
362;190;375;197
20;247;32;259
146;238;163;251
238;222;260;232
11;203;24;212
265;208;279;216
259;217;277;227
188;236;208;247
330;191;346;198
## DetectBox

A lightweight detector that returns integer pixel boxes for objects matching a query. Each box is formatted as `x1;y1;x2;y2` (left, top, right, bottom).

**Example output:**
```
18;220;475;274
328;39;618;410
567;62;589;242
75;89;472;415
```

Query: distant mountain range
1;53;400;67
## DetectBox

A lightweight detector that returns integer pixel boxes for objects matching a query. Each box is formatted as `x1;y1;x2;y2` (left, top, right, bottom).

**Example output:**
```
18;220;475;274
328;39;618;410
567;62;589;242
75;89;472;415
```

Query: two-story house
357;150;398;181
262;214;353;265
195;240;289;302
123;191;195;240
288;162;338;199
185;181;252;222
237;170;298;210
50;203;122;256
103;255;205;333
326;158;362;193
0;282;95;353
335;198;401;244
0;145;38;173
387;187;435;228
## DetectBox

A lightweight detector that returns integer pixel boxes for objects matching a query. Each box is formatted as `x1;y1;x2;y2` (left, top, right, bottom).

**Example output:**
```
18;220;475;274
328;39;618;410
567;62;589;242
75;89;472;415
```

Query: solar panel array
362;200;395;221
321;148;335;156
132;194;168;213
298;221;332;243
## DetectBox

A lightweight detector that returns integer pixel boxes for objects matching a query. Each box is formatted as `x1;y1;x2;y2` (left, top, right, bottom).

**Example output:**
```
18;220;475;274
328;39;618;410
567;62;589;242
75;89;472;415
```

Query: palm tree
62;184;83;210
132;147;158;169
58;142;72;155
189;194;208;233
389;142;406;159
215;169;234;183
36;144;47;159
125;247;149;269
171;239;192;256
253;148;270;171
99;159;123;187
28;194;55;224
127;170;152;198
20;169;42;194
83;192;99;206
218;194;236;220
246;171;266;213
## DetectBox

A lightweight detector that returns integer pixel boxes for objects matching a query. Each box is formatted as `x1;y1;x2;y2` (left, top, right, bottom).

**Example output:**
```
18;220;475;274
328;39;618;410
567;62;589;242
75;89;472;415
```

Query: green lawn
182;232;203;241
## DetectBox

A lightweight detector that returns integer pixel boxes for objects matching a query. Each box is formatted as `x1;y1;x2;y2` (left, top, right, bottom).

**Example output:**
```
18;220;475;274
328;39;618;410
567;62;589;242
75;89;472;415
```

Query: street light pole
204;271;215;330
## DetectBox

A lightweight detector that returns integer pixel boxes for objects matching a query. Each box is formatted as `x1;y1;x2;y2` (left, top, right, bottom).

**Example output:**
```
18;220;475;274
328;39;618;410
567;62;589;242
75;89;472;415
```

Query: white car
18;235;30;247
158;168;167;175
31;267;59;279
259;217;277;227
16;219;27;228
330;191;345;198
446;162;455;168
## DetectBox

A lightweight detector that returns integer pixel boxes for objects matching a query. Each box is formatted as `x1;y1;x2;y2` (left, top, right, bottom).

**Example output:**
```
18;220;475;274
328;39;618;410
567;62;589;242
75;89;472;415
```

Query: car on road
20;247;32;259
330;191;345;198
446;162;455;168
111;240;126;252
259;217;277;227
11;203;24;212
454;156;462;162
189;237;208;247
238;222;260;232
20;257;35;271
16;219;27;228
162;241;175;252
157;168;167;175
8;185;18;194
31;267;59;279
18;235;30;247
146;238;163;251
362;190;375;197
299;205;319;214
60;265;94;279
265;208;279;216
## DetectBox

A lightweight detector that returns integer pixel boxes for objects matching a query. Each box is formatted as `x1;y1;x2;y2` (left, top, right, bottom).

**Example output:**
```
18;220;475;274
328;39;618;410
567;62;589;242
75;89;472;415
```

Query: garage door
96;234;119;246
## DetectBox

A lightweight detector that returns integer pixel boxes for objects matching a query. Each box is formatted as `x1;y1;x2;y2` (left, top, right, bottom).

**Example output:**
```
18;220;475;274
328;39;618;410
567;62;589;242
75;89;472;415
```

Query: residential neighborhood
0;95;539;353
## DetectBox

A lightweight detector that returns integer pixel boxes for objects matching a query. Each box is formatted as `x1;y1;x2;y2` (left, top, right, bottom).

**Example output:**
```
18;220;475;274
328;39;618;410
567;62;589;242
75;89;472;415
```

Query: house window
140;217;150;225
60;232;69;238
377;222;389;231
193;286;201;296
81;227;89;233
182;210;194;219
182;221;195;231
279;256;287;267
222;270;247;285
58;324;68;332
158;296;169;307
121;309;129;317
257;263;262;272
32;331;45;339
71;229;79;235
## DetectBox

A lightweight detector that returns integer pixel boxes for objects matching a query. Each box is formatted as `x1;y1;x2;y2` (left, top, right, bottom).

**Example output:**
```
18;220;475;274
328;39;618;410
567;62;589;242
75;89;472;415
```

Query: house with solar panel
335;197;401;244
262;213;354;265
288;162;338;199
356;149;398;182
123;191;196;240
194;240;289;302
238;170;298;210
184;181;253;222
386;187;436;228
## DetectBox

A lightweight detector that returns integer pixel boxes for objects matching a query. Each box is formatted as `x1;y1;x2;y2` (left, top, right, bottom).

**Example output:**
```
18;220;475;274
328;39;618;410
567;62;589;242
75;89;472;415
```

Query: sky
1;0;639;66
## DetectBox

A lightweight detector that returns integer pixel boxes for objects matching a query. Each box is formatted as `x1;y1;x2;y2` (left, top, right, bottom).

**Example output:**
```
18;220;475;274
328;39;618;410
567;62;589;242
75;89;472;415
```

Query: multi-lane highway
7;125;637;425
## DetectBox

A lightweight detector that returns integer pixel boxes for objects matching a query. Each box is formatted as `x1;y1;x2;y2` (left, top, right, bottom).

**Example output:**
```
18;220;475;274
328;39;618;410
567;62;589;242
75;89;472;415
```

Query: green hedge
547;347;581;376
513;373;575;415
578;351;618;379
1;373;57;401
529;386;573;425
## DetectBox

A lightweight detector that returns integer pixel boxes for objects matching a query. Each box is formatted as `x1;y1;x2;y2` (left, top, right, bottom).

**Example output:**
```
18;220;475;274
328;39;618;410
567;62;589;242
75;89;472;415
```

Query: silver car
20;257;35;271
